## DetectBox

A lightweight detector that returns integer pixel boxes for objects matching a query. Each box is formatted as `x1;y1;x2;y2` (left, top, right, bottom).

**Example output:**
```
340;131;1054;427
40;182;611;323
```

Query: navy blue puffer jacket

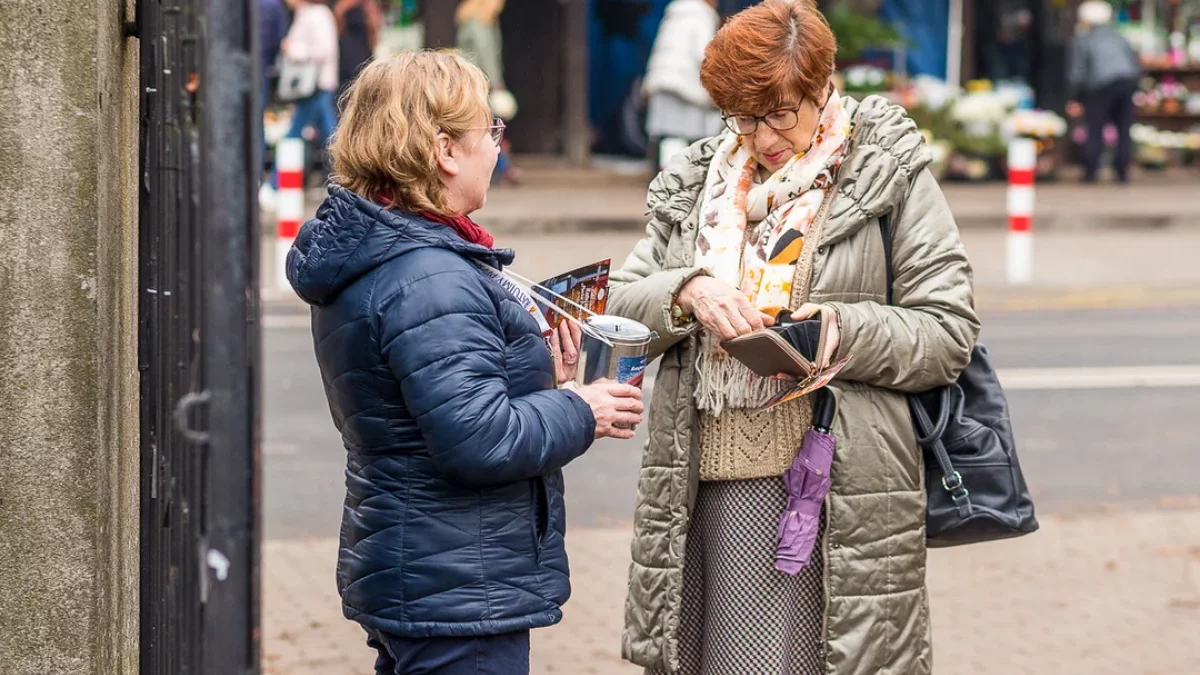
287;186;596;638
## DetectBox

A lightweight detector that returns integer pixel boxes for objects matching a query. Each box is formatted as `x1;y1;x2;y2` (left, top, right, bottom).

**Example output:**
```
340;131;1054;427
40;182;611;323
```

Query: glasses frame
474;116;506;145
722;102;805;136
441;116;506;146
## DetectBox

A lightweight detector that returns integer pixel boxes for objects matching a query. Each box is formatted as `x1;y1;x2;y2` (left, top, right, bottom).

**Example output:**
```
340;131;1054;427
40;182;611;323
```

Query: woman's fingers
790;303;822;320
567;320;582;354
549;324;569;383
724;299;754;336
615;396;645;414
697;298;744;340
819;312;841;368
736;297;766;332
602;426;636;440
558;322;578;365
615;411;643;427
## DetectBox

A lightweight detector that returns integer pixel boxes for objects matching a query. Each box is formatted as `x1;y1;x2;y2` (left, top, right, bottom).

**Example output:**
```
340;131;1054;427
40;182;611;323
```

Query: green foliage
825;5;904;62
905;103;1007;157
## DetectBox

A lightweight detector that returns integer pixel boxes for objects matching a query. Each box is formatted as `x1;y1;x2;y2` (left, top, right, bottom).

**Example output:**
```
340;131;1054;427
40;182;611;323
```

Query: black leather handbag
880;216;1039;547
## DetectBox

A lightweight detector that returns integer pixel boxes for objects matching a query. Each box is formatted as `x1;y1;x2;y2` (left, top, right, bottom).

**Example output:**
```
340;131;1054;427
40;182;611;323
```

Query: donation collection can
575;315;654;389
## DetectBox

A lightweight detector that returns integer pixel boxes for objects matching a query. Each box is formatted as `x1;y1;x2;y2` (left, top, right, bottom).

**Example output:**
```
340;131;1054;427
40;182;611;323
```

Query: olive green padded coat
607;96;981;674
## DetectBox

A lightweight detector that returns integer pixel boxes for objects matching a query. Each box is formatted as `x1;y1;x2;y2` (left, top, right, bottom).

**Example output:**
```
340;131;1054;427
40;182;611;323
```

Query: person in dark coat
285;51;645;675
332;0;382;114
259;0;290;164
1068;0;1143;183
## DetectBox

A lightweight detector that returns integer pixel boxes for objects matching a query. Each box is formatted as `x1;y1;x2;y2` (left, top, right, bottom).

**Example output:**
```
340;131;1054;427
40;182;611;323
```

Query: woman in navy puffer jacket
286;51;645;674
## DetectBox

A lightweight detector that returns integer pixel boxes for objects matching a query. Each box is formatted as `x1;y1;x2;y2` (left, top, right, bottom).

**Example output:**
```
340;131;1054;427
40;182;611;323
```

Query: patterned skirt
647;477;825;675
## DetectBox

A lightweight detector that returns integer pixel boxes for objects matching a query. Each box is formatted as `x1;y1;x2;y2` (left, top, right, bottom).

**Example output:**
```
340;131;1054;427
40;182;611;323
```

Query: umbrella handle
813;389;836;432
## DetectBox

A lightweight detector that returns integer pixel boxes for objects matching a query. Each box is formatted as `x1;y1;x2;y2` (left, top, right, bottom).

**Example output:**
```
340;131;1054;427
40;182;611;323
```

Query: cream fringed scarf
693;89;851;414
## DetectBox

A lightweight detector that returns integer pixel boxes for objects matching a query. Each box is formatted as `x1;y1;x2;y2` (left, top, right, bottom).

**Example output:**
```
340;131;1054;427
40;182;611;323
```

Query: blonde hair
330;51;490;215
456;0;505;25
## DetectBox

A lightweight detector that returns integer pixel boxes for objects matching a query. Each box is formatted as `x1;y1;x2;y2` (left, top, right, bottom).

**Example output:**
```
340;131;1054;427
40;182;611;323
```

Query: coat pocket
531;477;550;561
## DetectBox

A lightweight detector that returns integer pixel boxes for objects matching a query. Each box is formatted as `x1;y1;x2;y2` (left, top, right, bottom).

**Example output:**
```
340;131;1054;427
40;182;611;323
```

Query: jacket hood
821;95;933;246
286;185;514;306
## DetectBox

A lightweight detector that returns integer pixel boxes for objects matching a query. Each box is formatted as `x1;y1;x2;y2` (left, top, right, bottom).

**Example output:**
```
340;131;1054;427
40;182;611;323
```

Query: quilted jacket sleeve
826;169;981;392
607;160;709;362
377;266;596;487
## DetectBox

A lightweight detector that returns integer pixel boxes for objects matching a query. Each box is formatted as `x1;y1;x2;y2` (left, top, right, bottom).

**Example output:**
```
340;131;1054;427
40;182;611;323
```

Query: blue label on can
616;354;647;387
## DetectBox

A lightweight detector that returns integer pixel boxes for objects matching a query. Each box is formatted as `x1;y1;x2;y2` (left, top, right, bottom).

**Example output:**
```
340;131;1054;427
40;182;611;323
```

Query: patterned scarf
693;89;851;413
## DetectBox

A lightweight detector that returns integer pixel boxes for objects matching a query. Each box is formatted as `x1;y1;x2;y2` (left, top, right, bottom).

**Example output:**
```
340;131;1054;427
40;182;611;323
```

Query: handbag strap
879;215;970;516
908;394;970;515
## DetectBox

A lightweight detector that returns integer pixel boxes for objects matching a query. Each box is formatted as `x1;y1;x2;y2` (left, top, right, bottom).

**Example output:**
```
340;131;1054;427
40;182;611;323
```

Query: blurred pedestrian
260;0;290;157
456;0;520;184
643;0;722;168
286;51;645;675
263;0;340;206
992;0;1035;83
1068;0;1142;183
608;1;979;673
332;0;383;114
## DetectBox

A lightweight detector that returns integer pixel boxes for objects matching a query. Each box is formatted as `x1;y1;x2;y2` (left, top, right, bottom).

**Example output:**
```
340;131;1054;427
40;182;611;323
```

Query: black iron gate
136;0;261;672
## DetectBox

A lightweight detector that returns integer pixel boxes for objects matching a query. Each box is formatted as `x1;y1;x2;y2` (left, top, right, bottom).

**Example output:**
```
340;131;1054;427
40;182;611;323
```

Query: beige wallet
720;320;832;379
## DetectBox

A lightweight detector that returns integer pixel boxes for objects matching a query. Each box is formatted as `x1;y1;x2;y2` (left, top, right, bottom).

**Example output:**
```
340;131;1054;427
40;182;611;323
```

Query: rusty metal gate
135;0;261;672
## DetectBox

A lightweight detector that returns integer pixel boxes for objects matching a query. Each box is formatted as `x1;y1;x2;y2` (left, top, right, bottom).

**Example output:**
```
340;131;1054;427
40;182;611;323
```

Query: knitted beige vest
697;197;831;481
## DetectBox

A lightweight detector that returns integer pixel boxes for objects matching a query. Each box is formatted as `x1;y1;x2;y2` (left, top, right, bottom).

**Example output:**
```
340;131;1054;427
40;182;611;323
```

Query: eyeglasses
722;104;803;136
473;116;506;145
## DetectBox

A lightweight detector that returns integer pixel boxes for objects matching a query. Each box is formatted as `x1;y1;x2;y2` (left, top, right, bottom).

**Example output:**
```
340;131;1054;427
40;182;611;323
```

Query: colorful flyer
758;354;854;412
533;259;611;329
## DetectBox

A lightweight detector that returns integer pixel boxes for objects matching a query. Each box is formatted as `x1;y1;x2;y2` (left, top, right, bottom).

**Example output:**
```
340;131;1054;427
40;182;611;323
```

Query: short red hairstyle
700;0;837;115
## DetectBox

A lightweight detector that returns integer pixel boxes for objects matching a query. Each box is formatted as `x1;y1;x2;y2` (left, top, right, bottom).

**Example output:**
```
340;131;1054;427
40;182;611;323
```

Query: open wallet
720;312;853;412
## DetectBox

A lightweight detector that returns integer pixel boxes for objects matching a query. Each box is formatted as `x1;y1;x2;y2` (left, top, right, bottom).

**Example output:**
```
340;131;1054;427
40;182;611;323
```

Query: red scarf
421;211;495;249
376;194;495;249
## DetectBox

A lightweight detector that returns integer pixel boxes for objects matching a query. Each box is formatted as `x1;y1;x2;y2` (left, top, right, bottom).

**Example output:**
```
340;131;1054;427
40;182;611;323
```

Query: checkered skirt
647;477;825;675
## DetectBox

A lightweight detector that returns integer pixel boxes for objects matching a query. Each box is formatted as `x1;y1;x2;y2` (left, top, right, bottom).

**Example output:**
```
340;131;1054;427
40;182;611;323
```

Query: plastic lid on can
583;315;652;343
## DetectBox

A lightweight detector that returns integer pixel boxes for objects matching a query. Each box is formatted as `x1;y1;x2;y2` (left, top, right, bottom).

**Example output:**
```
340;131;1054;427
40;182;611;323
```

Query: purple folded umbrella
775;428;835;575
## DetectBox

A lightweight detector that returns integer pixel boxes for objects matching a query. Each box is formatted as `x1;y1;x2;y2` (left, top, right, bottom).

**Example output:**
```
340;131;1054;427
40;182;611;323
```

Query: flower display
842;65;889;94
1006;109;1068;139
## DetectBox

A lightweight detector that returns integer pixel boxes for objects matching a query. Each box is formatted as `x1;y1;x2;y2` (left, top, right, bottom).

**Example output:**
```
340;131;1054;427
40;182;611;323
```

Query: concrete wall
0;0;140;673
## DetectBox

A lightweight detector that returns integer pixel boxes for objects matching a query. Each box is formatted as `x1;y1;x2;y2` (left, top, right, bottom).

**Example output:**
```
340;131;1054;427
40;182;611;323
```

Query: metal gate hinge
121;0;139;38
173;390;211;444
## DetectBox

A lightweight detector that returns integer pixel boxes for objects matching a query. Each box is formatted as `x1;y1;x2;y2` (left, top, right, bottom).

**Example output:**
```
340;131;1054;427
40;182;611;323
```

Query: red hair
700;0;837;114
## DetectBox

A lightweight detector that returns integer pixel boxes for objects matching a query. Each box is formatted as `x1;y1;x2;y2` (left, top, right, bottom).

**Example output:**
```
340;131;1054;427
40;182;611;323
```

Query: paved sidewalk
263;508;1200;675
261;227;1200;314
471;167;1200;233
265;163;1200;236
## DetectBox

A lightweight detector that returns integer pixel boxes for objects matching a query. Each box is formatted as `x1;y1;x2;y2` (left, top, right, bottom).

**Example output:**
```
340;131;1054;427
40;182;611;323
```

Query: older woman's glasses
722;105;802;136
475;116;506;145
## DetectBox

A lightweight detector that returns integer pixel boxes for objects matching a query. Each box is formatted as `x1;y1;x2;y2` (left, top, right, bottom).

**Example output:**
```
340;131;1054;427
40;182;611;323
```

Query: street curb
974;284;1200;312
262;207;1199;238
261;284;1200;316
475;214;1199;235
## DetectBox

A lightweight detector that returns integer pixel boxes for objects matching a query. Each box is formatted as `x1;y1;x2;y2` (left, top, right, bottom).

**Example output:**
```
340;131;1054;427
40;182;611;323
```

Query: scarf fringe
693;334;788;415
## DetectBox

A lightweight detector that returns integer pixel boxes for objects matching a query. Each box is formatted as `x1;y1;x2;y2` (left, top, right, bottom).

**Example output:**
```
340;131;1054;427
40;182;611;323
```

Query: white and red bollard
1005;137;1036;284
275;138;306;290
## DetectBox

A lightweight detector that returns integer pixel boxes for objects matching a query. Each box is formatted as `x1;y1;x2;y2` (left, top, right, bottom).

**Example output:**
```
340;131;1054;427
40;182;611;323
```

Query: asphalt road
263;306;1200;540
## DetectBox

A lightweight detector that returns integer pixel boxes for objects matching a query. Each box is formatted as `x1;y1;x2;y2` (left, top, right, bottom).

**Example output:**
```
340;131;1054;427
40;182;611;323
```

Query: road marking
642;367;1200;394
257;319;1200;393
998;365;1200;390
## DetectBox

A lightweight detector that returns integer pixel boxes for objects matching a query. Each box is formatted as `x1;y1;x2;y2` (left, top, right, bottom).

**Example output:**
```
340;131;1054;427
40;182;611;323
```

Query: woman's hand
789;303;840;368
676;276;776;341
549;321;582;385
574;380;645;440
